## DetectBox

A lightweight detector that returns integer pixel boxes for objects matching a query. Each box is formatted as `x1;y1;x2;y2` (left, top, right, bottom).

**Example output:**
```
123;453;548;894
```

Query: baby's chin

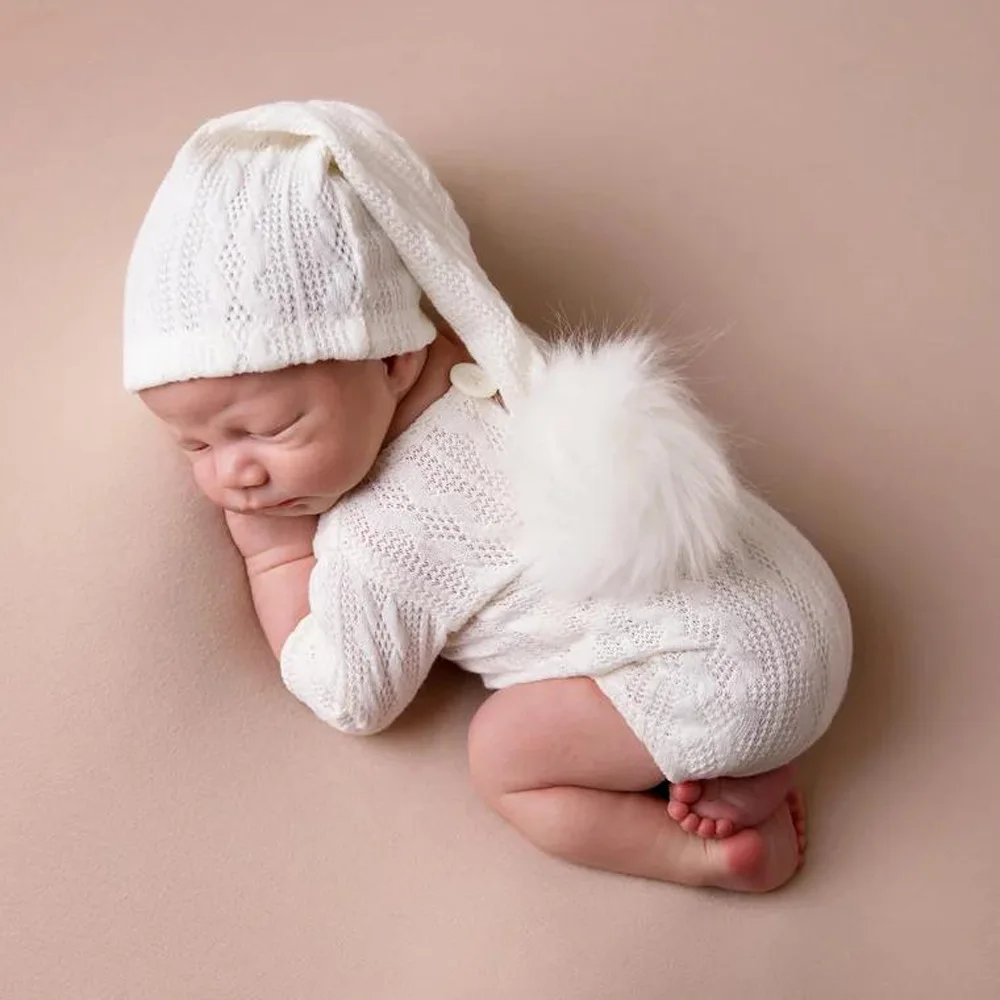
259;506;312;518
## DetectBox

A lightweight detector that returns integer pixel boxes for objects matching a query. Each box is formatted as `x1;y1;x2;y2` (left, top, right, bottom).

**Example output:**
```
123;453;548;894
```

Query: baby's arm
224;510;442;734
279;529;447;736
224;511;317;660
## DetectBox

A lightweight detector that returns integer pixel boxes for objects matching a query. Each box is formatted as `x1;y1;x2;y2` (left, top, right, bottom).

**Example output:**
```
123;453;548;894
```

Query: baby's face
140;360;400;517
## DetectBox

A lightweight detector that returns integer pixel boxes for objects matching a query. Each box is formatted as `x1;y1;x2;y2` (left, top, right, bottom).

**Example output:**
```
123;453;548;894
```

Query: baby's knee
467;690;521;805
467;684;567;804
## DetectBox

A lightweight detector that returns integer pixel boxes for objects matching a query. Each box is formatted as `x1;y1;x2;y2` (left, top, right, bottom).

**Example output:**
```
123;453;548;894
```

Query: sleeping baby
125;101;851;893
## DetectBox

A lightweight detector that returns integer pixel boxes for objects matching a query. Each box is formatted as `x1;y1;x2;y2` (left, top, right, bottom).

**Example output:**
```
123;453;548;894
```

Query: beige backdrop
2;2;998;998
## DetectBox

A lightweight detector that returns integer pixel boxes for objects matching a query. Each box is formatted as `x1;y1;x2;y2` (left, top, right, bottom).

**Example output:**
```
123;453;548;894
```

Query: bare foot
667;765;795;838
694;791;807;893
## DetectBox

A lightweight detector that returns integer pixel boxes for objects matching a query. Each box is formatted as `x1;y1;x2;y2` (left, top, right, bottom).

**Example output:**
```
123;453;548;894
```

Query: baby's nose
216;448;268;489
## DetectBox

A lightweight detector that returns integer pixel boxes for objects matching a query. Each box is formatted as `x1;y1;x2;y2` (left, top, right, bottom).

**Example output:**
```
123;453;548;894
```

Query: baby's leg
667;768;797;839
467;678;805;892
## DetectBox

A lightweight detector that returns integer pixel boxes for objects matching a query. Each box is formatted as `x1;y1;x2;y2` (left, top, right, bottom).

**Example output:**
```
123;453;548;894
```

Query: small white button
449;363;498;399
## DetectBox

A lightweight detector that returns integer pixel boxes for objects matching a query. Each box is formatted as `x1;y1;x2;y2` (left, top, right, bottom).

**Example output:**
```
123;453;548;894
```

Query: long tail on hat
194;101;744;598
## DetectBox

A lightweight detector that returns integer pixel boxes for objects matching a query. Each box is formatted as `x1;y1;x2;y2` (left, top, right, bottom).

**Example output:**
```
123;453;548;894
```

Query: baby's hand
223;511;318;659
223;510;318;571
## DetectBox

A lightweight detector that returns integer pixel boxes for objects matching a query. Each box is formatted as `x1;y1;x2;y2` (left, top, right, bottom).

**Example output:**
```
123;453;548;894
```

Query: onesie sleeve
280;390;519;734
279;538;447;736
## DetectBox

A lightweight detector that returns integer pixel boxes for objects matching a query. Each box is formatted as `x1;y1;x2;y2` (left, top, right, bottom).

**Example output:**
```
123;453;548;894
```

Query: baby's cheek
290;441;346;489
190;458;222;504
327;440;375;491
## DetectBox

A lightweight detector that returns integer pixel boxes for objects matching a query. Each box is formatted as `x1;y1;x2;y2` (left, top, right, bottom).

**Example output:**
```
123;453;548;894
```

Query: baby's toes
713;817;736;839
695;817;717;839
667;800;691;823
680;813;703;835
669;781;703;805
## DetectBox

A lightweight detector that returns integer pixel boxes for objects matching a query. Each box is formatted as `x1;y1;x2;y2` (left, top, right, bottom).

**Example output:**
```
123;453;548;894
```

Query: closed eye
251;415;303;440
179;440;209;452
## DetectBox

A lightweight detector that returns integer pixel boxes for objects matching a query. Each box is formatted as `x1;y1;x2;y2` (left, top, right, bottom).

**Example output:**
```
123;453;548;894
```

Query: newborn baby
127;101;851;893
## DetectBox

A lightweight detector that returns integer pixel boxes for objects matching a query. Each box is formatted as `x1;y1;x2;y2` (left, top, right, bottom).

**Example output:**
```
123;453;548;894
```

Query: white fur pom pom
504;334;743;602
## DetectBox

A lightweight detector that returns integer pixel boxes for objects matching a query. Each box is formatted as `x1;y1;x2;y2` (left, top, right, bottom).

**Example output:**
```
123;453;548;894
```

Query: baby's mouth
226;497;302;514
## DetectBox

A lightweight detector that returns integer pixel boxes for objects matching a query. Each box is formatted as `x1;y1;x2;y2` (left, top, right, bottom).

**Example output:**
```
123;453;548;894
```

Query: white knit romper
281;383;852;783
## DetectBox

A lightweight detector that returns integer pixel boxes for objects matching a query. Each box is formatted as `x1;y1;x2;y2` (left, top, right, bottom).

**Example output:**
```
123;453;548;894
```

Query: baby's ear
384;349;427;396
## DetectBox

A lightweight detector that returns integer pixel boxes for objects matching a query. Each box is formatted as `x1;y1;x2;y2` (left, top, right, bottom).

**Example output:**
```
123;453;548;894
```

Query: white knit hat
124;101;545;399
123;112;438;391
124;100;744;603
